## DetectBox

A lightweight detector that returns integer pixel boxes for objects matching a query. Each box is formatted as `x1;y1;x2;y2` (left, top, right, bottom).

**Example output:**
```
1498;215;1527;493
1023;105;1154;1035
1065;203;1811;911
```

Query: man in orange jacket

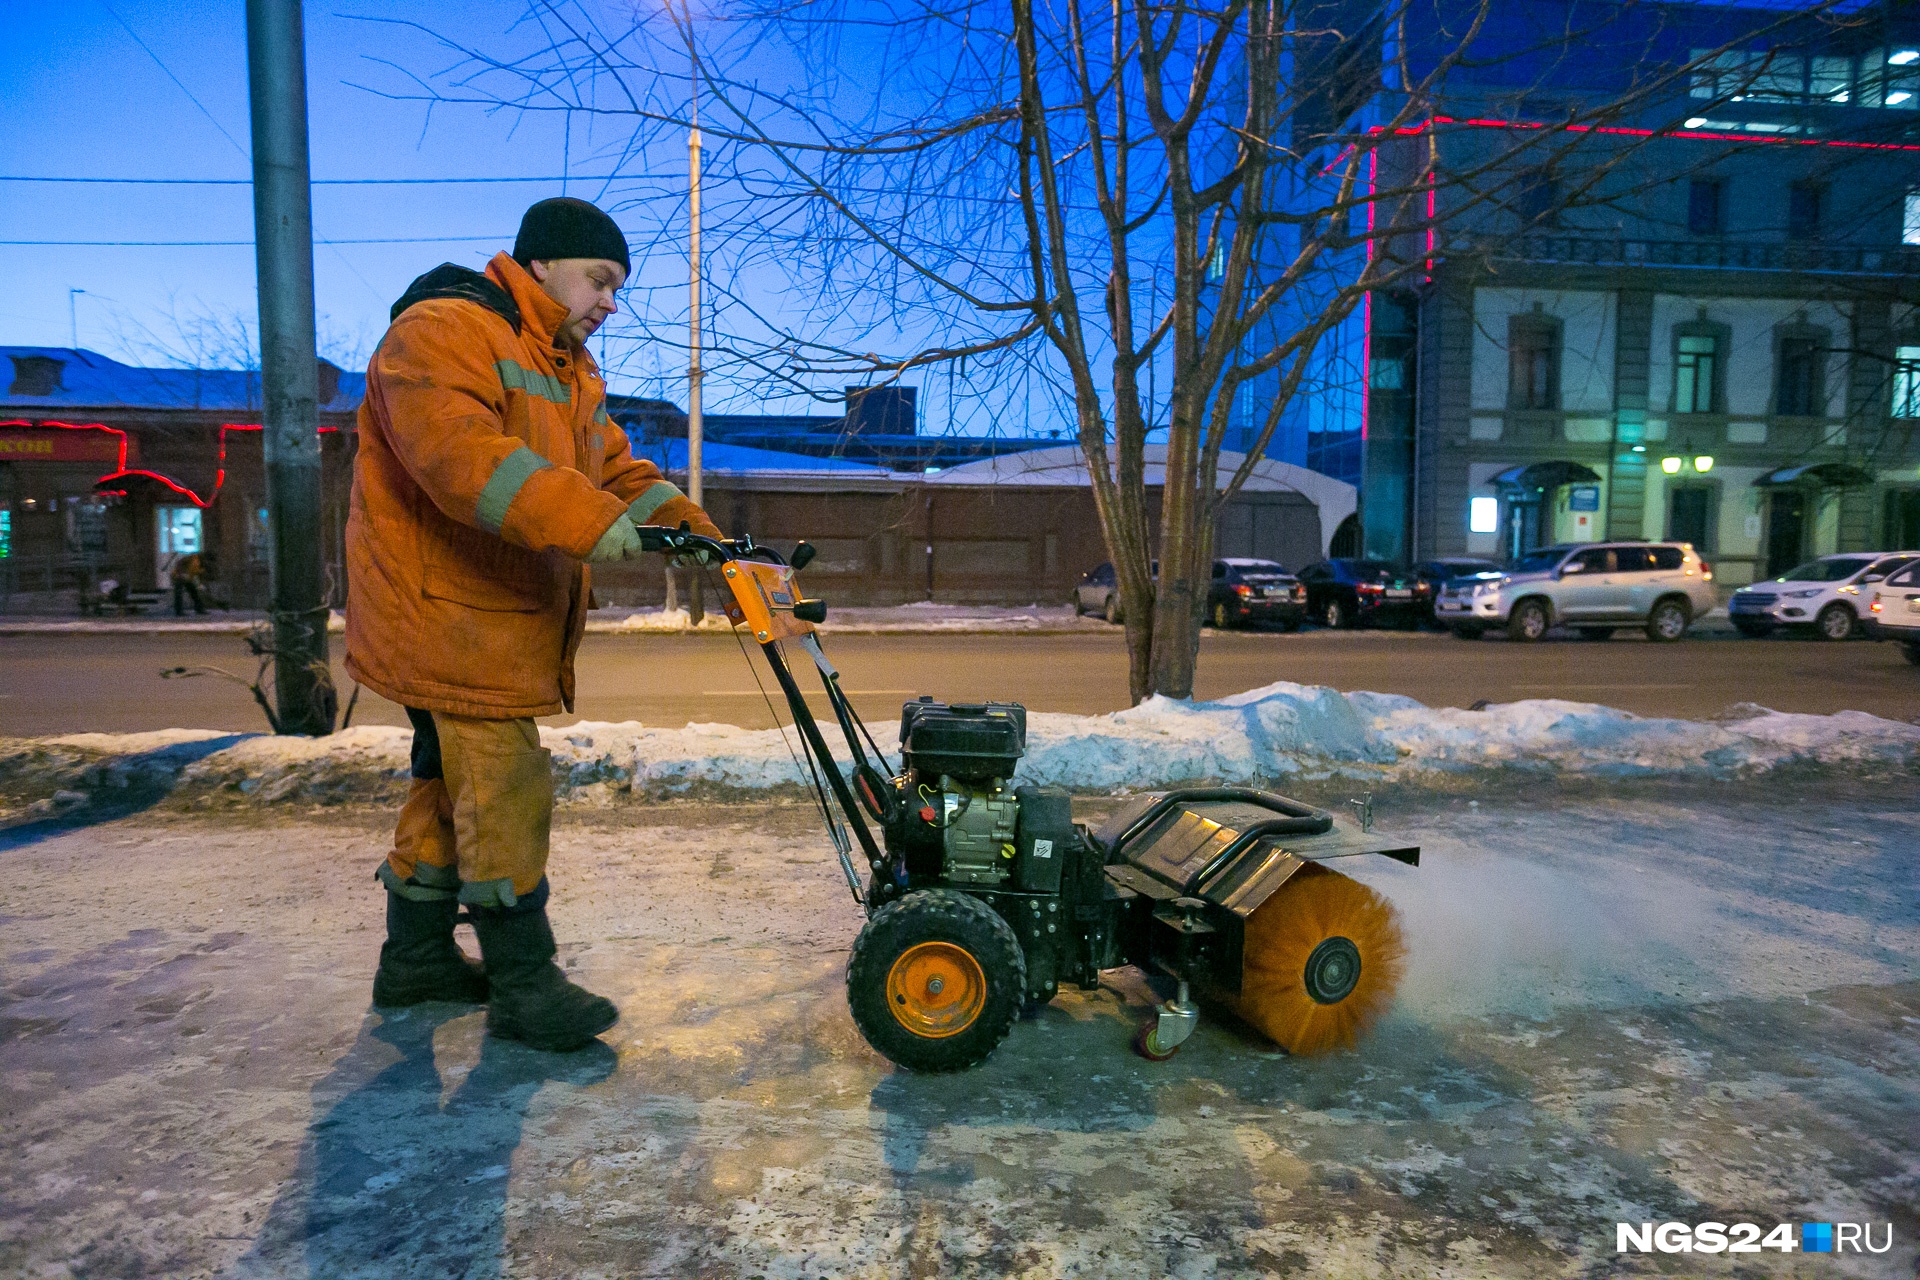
347;197;723;1052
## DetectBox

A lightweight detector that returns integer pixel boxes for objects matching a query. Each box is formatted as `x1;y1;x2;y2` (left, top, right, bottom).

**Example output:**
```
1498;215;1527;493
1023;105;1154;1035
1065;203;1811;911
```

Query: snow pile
1348;691;1920;776
586;602;1104;634
595;607;738;634
4;682;1915;813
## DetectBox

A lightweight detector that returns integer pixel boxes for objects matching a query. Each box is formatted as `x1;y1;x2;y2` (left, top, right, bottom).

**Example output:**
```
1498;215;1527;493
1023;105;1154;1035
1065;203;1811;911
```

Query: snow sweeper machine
641;526;1417;1072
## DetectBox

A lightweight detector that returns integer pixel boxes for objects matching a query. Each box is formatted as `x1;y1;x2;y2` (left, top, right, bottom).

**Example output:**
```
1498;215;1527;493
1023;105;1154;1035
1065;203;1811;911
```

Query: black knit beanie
512;197;630;274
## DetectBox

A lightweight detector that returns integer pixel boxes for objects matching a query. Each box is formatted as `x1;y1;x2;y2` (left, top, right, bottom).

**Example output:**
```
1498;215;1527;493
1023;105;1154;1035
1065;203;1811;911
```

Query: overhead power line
0;234;510;247
0;174;663;185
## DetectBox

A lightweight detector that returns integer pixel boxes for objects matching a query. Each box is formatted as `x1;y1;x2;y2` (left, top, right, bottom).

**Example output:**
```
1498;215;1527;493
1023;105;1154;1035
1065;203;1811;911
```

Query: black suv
1207;558;1306;631
1298;558;1427;629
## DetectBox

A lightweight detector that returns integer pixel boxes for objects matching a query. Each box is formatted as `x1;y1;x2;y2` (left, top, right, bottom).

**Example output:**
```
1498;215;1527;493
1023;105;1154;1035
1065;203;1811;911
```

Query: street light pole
245;0;334;735
684;8;706;622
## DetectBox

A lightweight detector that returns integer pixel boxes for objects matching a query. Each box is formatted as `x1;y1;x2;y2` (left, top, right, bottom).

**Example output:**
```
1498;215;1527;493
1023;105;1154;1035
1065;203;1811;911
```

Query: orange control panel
719;559;817;643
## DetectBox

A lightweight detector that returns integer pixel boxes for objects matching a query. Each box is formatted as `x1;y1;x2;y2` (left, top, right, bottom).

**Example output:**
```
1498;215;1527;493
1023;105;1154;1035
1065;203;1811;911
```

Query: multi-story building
1264;0;1920;579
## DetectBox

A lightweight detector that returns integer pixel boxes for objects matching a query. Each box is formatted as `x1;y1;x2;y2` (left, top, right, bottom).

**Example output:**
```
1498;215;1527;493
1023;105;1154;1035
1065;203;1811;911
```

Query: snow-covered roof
625;435;894;476
919;443;1358;543
2;347;364;415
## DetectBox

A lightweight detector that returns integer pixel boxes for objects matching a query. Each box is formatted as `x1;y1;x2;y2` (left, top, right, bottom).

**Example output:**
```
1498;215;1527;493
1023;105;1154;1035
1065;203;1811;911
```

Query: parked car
1727;552;1919;640
1411;557;1501;627
1073;560;1155;623
1207;558;1307;630
1297;559;1427;629
1434;541;1716;642
1866;559;1920;664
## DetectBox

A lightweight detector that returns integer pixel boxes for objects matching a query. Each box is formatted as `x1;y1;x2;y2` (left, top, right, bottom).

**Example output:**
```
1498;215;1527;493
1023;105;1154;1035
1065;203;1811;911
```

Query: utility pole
685;12;706;624
245;0;334;735
68;289;84;349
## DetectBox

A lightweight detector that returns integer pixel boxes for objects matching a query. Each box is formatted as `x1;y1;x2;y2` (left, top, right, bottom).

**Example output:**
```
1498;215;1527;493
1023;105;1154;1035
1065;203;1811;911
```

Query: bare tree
370;0;1861;702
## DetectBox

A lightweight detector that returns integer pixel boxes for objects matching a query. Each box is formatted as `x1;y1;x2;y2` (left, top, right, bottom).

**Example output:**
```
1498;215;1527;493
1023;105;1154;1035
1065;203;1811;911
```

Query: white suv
1867;560;1920;665
1435;542;1718;642
1728;553;1919;641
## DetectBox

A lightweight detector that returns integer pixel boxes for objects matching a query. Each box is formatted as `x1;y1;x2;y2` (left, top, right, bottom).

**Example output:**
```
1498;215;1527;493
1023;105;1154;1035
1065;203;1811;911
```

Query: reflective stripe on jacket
345;251;720;718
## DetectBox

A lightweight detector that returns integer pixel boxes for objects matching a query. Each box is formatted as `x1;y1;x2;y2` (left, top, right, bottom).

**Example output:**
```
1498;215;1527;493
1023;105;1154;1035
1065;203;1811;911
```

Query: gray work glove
585;518;644;563
670;545;723;569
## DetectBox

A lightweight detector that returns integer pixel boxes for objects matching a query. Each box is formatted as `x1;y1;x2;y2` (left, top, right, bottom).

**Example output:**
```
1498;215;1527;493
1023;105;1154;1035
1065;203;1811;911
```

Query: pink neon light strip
1370;114;1920;152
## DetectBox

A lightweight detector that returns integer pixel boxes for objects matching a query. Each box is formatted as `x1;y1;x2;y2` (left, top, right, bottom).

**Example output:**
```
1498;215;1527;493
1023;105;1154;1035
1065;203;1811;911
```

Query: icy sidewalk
4;681;1913;814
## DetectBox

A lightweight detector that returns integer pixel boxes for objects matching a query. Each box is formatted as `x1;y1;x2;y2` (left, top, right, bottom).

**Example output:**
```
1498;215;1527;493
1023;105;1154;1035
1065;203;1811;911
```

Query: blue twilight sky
0;0;773;406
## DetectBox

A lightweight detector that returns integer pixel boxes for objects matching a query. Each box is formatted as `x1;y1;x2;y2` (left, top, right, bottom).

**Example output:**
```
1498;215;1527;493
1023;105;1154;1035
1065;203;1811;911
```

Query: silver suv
1435;542;1718;642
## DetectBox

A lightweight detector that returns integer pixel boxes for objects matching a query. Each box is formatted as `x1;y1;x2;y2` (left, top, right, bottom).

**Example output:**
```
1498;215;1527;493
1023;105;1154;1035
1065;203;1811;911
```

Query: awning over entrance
1490;460;1603;492
93;469;215;507
1752;462;1874;488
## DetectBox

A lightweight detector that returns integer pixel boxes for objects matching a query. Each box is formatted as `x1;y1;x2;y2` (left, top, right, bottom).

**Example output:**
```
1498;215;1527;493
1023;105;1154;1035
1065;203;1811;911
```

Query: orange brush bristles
1219;863;1408;1055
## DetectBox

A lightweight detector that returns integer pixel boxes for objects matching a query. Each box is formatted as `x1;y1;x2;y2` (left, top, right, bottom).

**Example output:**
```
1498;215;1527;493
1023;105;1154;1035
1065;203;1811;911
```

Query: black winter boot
372;890;490;1007
468;881;618;1052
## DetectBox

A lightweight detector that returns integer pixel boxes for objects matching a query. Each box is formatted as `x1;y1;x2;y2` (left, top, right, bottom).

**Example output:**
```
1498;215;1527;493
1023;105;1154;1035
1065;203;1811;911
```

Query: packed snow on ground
4;681;1915;811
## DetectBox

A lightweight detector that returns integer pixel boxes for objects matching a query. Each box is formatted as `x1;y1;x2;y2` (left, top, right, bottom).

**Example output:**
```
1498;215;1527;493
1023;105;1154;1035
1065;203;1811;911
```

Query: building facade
1;347;361;609
1261;0;1920;576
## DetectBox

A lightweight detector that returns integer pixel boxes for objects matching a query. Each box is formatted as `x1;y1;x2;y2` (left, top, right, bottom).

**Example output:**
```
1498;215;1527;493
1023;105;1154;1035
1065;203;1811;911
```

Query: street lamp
1661;455;1683;474
671;0;705;622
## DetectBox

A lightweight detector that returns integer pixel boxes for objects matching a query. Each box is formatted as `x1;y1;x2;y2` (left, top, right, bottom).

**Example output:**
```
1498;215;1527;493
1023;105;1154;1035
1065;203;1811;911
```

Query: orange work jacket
345;252;720;718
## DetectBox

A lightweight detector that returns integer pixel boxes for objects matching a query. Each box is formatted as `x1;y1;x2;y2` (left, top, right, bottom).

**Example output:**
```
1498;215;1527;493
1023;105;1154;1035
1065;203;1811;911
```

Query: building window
1905;190;1920;245
1674;334;1721;414
1515;169;1558;225
1893;346;1920;418
158;506;202;559
1688;180;1724;235
1787;183;1823;241
1469;496;1500;534
0;507;10;559
1774;335;1825;416
1507;318;1561;410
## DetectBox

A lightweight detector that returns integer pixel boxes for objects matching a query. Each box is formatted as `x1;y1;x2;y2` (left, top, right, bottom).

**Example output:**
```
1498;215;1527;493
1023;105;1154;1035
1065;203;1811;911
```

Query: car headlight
1783;588;1823;599
1473;579;1504;596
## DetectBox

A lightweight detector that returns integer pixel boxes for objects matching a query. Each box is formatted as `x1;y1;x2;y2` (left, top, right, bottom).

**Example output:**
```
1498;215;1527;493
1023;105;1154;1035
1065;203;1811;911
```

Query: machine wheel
1815;604;1856;641
1645;598;1690;642
1132;1015;1183;1062
847;889;1025;1073
1323;599;1352;630
1104;593;1121;625
1732;619;1773;639
1212;602;1233;630
1507;599;1550;642
1905;642;1920;667
1451;623;1484;640
1577;627;1613;641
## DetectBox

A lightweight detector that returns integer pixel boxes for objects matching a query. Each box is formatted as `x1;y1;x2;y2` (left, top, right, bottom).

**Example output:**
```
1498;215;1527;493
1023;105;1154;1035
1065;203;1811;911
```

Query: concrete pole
245;0;334;735
685;22;706;622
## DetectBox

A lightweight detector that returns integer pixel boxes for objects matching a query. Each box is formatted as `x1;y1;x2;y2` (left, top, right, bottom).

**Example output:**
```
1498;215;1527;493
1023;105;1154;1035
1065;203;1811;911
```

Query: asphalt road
3;624;1916;735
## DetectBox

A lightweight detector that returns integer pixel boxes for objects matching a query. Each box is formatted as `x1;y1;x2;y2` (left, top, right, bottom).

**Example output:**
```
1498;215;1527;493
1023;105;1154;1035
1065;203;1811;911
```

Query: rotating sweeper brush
639;525;1417;1071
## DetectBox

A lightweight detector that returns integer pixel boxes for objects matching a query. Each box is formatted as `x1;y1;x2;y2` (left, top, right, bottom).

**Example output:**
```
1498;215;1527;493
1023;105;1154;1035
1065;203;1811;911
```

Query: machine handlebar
632;525;768;564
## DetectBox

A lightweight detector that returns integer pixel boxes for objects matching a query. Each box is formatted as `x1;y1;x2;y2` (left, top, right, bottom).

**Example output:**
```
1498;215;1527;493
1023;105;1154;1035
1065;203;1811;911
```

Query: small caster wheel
1133;1015;1182;1061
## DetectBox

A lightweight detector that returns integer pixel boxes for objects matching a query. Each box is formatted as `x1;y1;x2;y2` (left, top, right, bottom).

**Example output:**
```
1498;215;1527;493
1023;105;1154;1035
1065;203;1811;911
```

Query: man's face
527;257;627;347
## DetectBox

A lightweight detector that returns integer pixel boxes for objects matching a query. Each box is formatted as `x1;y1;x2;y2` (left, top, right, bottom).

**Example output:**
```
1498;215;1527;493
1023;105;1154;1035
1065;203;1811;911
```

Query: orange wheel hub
885;941;987;1039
